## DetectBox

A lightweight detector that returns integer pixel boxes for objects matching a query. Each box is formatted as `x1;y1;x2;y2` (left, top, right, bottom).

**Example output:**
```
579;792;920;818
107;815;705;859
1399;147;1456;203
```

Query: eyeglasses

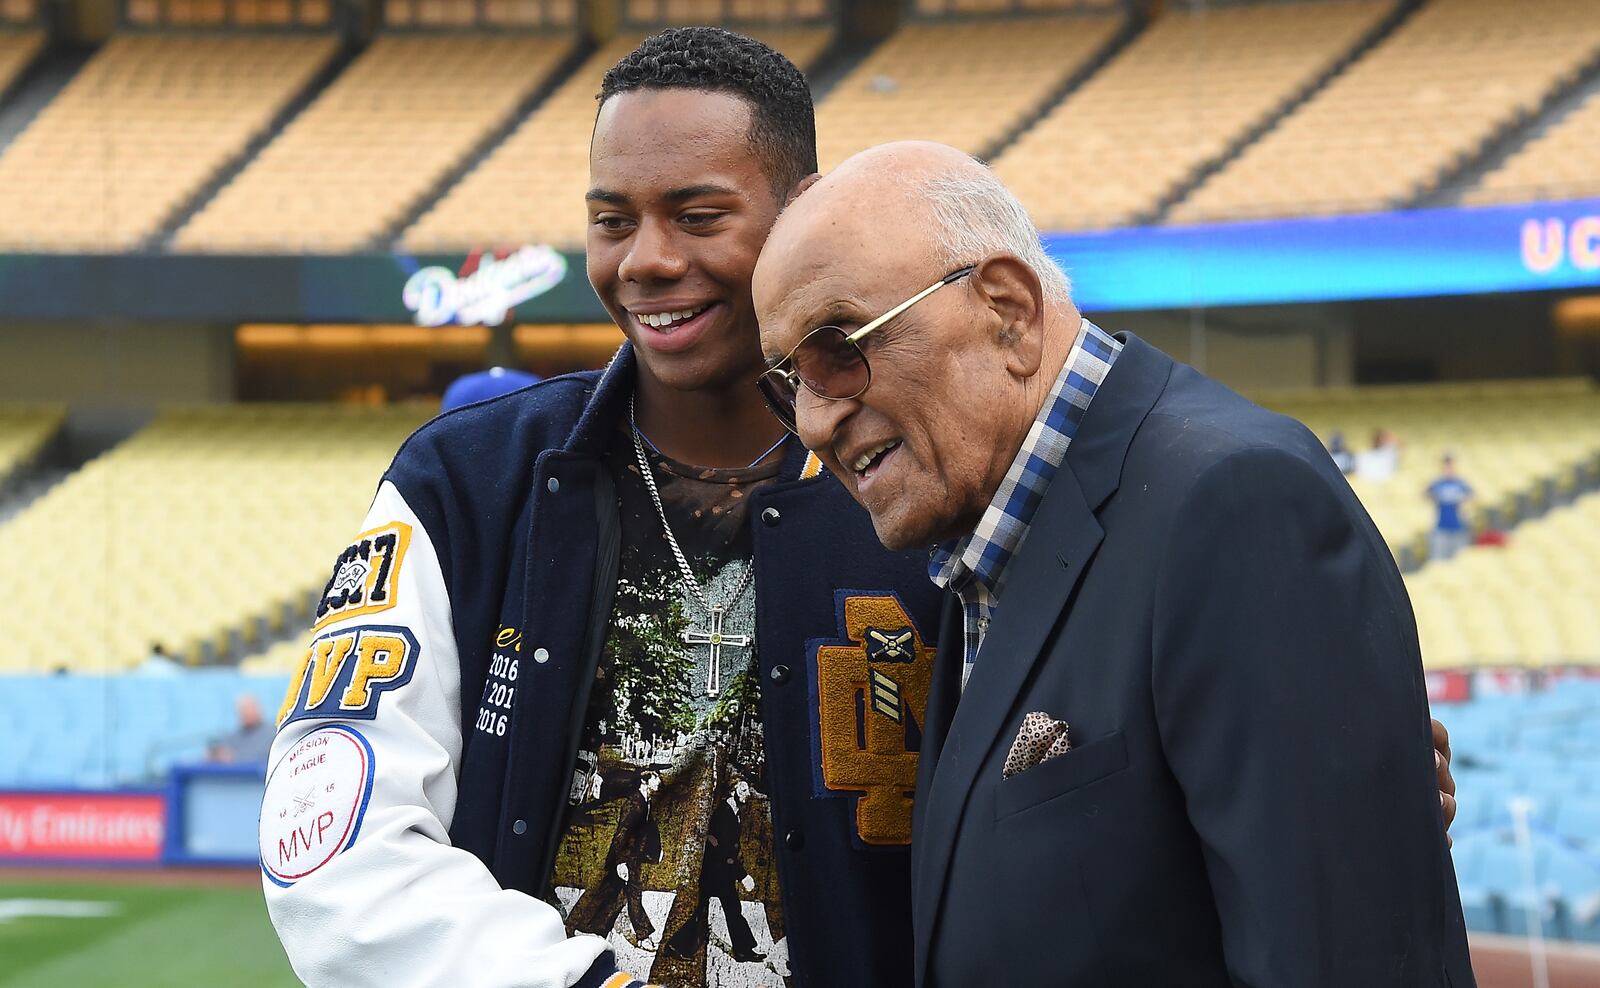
757;265;975;434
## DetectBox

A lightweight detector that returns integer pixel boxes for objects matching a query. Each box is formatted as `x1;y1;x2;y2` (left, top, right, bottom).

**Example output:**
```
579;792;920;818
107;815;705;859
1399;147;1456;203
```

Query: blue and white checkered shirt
928;320;1121;691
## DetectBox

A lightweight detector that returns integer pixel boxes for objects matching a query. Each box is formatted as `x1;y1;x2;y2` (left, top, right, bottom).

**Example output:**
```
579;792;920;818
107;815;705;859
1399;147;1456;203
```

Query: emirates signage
0;792;165;862
402;245;568;327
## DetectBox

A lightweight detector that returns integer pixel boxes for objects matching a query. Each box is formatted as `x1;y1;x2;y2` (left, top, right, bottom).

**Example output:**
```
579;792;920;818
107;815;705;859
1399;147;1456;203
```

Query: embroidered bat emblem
865;627;915;663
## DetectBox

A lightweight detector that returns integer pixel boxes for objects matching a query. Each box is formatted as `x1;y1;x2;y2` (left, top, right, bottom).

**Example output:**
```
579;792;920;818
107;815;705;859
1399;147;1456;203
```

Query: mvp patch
809;592;934;846
277;625;420;727
313;521;411;631
260;725;374;887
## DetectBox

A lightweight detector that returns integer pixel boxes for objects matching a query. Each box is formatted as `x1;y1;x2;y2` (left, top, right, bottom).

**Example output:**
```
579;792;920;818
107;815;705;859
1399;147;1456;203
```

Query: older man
753;142;1475;987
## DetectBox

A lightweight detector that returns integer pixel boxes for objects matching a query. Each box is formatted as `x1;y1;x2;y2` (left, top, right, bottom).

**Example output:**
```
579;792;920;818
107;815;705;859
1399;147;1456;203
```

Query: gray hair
908;163;1072;304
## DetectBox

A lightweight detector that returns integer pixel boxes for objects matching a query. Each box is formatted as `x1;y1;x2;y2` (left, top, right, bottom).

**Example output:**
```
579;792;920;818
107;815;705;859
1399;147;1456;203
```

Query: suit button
512;819;527;836
533;647;550;664
761;507;781;527
785;830;804;850
546;477;560;493
769;664;790;684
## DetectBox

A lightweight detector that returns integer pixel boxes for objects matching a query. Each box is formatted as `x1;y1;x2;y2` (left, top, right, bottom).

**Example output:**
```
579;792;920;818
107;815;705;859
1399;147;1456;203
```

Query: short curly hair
598;27;817;194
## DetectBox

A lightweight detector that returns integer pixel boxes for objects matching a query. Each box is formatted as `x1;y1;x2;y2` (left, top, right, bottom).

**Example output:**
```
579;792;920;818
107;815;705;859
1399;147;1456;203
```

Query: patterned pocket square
1002;711;1072;780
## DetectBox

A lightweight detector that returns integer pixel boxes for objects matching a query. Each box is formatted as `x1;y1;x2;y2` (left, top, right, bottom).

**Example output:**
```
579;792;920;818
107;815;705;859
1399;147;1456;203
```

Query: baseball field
0;869;297;987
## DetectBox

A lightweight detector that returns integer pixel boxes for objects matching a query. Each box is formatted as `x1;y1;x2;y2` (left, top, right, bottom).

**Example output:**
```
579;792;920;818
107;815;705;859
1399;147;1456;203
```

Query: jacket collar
558;341;814;482
560;342;635;458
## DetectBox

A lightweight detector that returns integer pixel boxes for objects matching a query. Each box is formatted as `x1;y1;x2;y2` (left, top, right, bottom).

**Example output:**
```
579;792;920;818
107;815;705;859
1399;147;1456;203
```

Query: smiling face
755;217;1044;551
587;88;786;395
754;143;1063;550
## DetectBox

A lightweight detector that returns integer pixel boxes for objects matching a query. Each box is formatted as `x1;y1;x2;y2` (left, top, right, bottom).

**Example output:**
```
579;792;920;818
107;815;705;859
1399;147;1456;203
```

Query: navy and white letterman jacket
260;345;945;988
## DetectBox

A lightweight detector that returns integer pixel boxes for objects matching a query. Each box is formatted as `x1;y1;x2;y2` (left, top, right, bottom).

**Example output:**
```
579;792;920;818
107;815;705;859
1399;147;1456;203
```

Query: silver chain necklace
629;396;756;697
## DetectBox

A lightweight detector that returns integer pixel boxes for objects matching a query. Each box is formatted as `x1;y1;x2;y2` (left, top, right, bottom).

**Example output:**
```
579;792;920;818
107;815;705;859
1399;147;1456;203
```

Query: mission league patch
260;725;375;887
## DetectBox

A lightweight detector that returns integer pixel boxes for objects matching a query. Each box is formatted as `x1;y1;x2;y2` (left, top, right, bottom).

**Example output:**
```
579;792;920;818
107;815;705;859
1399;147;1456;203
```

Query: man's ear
785;172;822;207
970;254;1045;378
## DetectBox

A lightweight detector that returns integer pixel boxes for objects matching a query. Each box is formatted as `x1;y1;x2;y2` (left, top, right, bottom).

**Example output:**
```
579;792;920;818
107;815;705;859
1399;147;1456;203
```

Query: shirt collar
929;319;1121;600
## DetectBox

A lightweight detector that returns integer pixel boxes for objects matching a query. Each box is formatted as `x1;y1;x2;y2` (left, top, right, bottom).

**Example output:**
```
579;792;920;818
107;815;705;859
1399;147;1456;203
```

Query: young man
261;30;942;988
259;28;1455;988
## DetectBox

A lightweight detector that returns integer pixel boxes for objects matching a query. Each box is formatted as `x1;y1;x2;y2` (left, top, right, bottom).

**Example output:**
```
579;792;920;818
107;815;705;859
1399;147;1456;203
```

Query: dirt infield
1470;934;1600;988
0;865;260;889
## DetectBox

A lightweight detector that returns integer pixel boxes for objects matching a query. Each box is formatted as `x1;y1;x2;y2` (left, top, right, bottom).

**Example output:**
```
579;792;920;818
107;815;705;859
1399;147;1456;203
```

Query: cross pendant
682;605;751;698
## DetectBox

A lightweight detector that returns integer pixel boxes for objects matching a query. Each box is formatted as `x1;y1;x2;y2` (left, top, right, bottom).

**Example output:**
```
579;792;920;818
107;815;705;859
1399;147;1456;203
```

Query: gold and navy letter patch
313;522;411;632
809;593;934;846
276;625;420;727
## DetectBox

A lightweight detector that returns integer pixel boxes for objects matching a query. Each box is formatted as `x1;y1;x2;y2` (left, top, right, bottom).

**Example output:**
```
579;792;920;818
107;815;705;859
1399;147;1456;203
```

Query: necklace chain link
629;396;757;619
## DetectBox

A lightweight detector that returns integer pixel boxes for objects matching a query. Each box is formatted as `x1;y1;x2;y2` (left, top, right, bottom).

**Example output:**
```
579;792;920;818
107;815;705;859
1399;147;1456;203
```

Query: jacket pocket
994;729;1128;822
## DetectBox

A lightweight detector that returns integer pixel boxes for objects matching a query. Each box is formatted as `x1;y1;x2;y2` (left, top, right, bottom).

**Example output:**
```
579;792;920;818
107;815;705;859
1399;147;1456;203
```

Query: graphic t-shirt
547;425;792;987
1427;476;1473;531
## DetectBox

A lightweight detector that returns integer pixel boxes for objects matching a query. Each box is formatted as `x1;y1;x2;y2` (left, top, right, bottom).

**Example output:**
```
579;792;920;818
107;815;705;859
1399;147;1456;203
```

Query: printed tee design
548;429;791;988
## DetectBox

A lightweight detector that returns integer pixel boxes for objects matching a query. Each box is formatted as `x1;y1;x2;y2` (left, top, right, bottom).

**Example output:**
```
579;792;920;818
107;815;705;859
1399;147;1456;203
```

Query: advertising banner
1;199;1596;321
1046;197;1600;311
0;791;165;863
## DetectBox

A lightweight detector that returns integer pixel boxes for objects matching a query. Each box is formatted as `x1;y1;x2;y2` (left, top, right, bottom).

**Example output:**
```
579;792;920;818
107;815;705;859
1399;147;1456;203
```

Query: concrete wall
1098;303;1356;392
0;322;235;407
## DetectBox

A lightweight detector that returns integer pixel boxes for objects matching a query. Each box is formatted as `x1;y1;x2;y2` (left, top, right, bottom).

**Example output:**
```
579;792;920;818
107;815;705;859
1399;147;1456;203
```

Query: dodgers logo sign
809;592;934;846
402;245;567;327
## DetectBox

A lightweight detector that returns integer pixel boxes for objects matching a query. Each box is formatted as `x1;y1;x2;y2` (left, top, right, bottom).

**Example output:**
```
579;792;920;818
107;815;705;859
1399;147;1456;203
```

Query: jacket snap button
761;507;781;527
512;819;527;835
770;664;790;684
785;830;804;850
546;477;560;493
533;648;550;664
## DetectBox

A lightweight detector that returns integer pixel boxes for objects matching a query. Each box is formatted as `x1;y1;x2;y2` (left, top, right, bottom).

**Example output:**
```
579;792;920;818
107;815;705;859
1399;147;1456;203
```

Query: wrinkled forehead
755;195;933;352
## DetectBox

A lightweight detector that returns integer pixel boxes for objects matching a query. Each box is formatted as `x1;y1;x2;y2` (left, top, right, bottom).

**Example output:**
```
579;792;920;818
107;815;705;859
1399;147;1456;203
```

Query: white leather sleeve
259;479;609;987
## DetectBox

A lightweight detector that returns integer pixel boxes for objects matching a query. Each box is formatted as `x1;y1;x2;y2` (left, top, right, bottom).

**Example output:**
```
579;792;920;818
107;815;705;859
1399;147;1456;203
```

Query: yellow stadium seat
0;404;429;673
1171;0;1600;224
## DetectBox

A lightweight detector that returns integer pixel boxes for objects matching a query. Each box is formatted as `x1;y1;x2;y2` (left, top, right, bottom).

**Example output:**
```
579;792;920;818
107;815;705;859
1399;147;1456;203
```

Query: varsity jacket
259;345;945;988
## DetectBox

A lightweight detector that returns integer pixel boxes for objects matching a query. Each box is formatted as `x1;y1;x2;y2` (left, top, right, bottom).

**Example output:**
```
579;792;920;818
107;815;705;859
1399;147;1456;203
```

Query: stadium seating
0;404;428;673
401;26;831;251
812;12;1122;172
1465;87;1600;206
385;0;575;28
1407;492;1600;670
0;27;42;95
0;672;288;787
0;33;338;251
993;0;1388;231
623;0;826;20
0;0;36;23
125;0;332;27
1171;0;1600;224
0;404;64;486
174;34;575;253
1257;378;1600;562
1447;678;1600;940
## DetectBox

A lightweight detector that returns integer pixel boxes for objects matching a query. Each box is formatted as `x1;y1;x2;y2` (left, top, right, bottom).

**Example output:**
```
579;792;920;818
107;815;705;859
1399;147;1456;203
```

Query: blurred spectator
1426;454;1475;562
1357;428;1402;482
207;694;274;765
1327;432;1355;474
138;642;184;675
440;367;541;412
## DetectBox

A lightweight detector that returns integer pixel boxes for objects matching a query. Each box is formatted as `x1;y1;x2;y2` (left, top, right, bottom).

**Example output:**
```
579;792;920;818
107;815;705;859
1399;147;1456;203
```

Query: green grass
0;878;300;987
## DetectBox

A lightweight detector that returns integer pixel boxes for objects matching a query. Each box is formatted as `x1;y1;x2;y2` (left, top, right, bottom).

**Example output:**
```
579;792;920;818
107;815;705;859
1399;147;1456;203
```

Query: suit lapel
910;333;1173;984
912;472;1102;985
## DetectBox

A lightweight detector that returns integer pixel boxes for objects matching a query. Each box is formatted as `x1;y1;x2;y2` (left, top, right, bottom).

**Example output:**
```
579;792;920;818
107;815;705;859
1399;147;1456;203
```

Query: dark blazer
911;334;1475;987
602;788;660;874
